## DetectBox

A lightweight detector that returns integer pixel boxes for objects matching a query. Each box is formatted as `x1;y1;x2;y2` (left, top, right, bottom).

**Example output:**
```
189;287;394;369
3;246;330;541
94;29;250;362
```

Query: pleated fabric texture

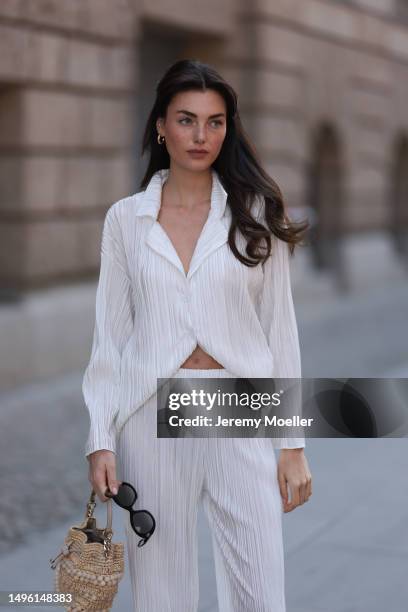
117;367;287;612
82;167;305;459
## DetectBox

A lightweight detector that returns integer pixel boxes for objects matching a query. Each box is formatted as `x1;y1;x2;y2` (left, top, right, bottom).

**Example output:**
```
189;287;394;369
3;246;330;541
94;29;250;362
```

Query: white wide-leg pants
117;367;286;612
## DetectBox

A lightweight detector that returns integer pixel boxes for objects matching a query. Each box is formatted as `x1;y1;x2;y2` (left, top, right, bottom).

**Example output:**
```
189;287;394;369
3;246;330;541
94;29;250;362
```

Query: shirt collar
135;167;228;220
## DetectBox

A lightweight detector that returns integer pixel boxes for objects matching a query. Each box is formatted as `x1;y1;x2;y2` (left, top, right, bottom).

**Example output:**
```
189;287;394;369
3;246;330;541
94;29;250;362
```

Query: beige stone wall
226;0;408;234
0;0;137;293
0;0;407;291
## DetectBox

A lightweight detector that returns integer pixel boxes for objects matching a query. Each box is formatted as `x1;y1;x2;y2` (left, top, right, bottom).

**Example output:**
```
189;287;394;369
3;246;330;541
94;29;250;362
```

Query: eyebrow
176;110;226;119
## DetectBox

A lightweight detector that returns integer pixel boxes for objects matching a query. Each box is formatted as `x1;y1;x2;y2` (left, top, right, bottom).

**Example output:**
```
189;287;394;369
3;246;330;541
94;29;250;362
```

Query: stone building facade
0;0;407;386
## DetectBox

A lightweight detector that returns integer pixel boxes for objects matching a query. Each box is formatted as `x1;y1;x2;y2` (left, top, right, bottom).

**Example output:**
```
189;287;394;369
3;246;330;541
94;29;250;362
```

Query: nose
193;124;206;144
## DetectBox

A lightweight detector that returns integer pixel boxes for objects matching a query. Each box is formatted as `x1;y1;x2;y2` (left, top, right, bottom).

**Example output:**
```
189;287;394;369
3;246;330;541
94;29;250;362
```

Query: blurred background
0;1;407;611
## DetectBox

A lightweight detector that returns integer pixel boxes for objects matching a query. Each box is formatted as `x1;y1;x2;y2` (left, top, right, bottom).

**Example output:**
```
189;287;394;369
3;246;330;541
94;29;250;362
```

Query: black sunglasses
105;481;156;547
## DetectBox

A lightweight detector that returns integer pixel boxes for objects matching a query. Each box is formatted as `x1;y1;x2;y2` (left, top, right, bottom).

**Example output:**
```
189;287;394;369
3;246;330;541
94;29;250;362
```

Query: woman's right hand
87;450;122;502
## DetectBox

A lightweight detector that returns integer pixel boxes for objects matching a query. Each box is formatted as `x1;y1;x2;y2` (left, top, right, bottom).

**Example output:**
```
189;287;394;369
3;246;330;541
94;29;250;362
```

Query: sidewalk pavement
1;439;408;611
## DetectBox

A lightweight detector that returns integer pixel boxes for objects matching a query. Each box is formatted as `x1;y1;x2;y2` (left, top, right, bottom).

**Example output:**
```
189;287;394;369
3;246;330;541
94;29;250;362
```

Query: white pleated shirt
82;167;305;457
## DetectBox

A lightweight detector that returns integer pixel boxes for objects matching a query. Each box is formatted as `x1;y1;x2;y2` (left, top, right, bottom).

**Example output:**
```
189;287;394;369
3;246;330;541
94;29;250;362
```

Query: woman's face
156;89;227;171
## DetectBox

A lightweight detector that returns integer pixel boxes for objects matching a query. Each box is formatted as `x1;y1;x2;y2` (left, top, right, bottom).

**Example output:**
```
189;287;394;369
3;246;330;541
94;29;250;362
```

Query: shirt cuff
271;438;306;449
85;429;117;459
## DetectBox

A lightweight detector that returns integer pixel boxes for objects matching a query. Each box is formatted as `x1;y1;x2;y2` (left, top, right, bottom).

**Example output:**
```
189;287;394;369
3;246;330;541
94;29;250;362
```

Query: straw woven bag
49;488;125;611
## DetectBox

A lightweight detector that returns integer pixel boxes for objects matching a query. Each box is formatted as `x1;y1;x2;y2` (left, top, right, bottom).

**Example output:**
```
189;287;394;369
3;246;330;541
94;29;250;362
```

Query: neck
163;164;213;210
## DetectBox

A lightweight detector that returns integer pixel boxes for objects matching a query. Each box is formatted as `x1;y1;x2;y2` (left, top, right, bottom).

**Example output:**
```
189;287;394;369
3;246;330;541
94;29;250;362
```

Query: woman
84;59;312;611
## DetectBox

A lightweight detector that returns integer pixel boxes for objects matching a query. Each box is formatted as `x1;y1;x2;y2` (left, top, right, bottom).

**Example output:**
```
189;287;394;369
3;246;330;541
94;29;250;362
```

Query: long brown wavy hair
140;59;309;266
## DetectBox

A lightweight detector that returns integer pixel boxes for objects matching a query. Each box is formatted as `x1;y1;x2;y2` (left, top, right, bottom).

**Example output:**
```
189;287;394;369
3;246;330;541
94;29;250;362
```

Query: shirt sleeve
82;205;134;459
258;230;305;450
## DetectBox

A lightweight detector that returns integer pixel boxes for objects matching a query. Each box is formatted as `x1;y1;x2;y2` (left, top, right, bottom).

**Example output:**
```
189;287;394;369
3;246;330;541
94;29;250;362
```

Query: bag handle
86;488;113;531
84;488;114;557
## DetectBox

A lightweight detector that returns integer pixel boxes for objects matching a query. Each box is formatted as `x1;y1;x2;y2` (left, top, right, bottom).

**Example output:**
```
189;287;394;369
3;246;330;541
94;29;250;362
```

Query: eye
179;117;191;124
210;120;223;127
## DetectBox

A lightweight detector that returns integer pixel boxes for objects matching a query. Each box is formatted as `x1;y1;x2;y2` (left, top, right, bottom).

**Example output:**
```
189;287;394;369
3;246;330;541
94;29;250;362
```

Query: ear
156;119;162;134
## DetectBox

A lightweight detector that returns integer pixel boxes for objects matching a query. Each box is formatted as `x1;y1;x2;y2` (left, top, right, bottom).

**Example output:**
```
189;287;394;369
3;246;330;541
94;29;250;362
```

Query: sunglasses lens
115;483;136;508
131;511;155;535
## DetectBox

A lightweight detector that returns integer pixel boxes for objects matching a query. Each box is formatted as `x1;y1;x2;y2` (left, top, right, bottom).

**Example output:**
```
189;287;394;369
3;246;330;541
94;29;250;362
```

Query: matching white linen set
82;167;305;611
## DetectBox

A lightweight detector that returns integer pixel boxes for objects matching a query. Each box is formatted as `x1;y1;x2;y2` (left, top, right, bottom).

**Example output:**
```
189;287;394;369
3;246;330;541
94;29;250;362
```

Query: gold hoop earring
157;134;165;145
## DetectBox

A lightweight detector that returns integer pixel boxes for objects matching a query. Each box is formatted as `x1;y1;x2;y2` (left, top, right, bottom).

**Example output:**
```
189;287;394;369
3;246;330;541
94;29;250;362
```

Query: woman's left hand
277;448;312;513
